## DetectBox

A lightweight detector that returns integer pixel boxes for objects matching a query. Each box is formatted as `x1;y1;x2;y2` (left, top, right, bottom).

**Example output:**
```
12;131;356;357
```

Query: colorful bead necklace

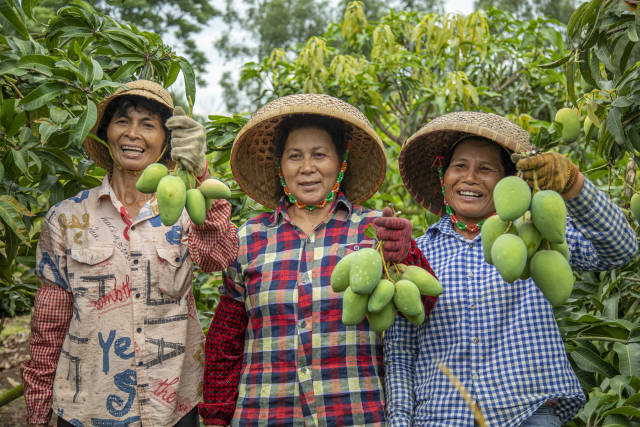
278;142;350;211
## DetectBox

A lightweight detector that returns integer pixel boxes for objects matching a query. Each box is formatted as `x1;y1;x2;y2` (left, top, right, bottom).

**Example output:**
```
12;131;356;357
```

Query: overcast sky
180;0;476;116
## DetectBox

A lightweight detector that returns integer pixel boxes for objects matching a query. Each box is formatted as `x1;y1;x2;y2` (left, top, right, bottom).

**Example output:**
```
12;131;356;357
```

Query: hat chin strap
111;144;169;176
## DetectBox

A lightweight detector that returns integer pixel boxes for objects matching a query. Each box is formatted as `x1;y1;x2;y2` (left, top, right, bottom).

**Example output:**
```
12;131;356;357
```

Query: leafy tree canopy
474;0;578;23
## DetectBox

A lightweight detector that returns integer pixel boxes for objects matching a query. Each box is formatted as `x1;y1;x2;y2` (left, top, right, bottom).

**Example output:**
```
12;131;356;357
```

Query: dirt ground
0;314;31;426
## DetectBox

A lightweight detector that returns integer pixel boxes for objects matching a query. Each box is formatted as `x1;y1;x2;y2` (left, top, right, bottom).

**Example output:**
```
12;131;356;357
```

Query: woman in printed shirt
22;80;238;427
384;111;638;426
199;94;438;426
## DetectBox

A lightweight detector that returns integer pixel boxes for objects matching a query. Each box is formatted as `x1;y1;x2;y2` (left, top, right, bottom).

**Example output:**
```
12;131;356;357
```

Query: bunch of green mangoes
482;175;574;306
136;163;231;226
330;247;443;333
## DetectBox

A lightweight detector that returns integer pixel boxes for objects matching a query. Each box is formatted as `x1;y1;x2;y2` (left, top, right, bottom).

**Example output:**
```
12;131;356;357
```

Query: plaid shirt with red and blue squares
200;193;437;426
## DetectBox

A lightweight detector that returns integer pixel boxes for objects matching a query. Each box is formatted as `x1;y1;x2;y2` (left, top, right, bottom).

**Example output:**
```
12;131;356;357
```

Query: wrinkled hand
373;207;412;263
514;152;578;194
166;106;207;177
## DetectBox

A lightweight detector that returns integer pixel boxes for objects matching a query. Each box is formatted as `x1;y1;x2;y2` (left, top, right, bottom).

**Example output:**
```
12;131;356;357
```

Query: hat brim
231;94;387;209
399;111;533;215
83;81;175;171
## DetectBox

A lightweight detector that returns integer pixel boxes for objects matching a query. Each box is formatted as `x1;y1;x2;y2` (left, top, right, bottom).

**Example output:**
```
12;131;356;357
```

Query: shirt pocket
67;246;116;302
154;244;192;298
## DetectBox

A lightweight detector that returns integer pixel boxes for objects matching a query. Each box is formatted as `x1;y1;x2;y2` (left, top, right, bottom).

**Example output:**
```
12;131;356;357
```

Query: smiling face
280;126;341;207
443;138;506;224
106;105;167;172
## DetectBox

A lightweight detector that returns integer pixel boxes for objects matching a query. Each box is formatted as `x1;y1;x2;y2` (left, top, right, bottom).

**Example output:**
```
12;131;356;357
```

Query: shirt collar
267;192;353;226
429;214;481;242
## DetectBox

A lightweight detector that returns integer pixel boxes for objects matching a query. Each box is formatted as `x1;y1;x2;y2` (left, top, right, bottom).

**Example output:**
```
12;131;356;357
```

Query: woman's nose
301;156;315;172
123;123;141;139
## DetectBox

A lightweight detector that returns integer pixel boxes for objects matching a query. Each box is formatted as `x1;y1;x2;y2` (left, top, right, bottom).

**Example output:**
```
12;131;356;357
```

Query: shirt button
467;272;473;278
470;304;475;310
299;320;306;329
472;337;479;344
472;373;479;380
135;293;141;299
133;259;139;265
136;327;142;333
138;361;143;367
174;256;180;263
130;225;135;231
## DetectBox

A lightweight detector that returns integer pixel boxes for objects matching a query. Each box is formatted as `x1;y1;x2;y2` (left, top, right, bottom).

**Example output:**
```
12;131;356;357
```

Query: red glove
373;207;412;263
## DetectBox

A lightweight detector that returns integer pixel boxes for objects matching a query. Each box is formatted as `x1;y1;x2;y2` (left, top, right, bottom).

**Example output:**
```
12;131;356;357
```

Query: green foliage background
1;0;640;424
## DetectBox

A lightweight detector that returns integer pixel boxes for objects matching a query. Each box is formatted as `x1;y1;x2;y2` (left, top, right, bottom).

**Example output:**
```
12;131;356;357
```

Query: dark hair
96;95;173;163
275;114;346;161
443;136;516;176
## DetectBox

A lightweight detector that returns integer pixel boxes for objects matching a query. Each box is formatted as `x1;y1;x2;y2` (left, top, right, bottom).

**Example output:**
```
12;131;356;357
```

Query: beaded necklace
278;142;350;211
433;155;488;233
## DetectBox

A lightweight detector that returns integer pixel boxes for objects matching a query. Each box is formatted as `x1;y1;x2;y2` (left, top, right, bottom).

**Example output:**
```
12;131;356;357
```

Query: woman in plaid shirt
199;94;438;426
384;112;638;426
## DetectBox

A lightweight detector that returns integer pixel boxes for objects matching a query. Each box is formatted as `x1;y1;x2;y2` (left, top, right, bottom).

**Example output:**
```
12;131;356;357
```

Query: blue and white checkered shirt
383;178;638;426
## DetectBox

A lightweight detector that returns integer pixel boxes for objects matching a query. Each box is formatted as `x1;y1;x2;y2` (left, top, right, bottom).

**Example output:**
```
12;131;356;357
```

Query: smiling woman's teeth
122;145;143;153
459;190;480;197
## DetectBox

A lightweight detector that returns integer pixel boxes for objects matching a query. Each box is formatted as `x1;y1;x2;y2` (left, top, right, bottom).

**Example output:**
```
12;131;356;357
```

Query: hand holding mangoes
136;162;231;226
330;229;442;333
483;174;574;306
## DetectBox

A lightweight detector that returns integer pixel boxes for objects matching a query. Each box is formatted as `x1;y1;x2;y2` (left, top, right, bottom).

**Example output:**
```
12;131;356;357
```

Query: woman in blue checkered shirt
384;111;638;426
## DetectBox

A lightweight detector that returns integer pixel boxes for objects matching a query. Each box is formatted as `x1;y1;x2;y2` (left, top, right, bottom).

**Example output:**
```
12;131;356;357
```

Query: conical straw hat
83;80;174;170
399;111;533;215
231;93;387;209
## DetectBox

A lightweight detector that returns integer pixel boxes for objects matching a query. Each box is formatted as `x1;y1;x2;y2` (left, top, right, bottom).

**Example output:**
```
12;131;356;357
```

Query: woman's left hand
167;106;207;177
373;207;412;262
515;151;579;196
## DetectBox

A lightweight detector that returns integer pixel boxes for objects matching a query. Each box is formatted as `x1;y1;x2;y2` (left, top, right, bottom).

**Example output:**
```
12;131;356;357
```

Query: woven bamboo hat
231;93;386;209
399;111;533;215
83;80;174;170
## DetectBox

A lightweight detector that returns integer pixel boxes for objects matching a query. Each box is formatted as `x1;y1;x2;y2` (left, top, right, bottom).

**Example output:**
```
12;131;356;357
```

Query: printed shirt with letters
383;178;638;427
202;193;438;426
22;175;238;426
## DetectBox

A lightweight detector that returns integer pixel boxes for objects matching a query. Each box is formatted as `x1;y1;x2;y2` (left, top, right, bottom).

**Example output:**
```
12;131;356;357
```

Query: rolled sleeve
189;199;238;272
565;178;638;270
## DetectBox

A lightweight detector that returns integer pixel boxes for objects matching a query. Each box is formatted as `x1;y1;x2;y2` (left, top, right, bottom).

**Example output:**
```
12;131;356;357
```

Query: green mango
199;177;231;199
631;193;640;222
549;240;570;261
515;219;542;258
481;215;509;265
176;168;197;190
185;188;206;225
136;163;168;193
519;261;531;280
493;176;531;221
330;251;355;293
368;279;395;313
555;107;580;142
401;265;442;296
389;263;407;282
530;250;575;306
205;197;214;211
531;190;567;244
405;308;425;326
349;248;383;295
491;233;527;283
341;287;369;325
157;175;187;226
393;279;423;317
366;302;397;333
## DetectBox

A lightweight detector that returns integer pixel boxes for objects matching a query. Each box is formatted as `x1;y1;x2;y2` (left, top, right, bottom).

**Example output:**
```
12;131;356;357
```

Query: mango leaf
0;0;29;39
602;406;640;418
571;346;618;377
365;224;378;240
606;108;624;145
20;0;34;19
71;98;97;146
0;195;32;243
178;57;196;108
20;82;66;111
614;342;640;378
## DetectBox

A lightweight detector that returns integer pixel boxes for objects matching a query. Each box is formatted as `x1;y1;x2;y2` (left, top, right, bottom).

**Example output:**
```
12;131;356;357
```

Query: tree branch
372;114;401;145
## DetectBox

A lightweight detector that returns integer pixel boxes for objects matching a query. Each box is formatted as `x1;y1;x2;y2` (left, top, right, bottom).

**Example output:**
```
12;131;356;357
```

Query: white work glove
166;106;207;177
